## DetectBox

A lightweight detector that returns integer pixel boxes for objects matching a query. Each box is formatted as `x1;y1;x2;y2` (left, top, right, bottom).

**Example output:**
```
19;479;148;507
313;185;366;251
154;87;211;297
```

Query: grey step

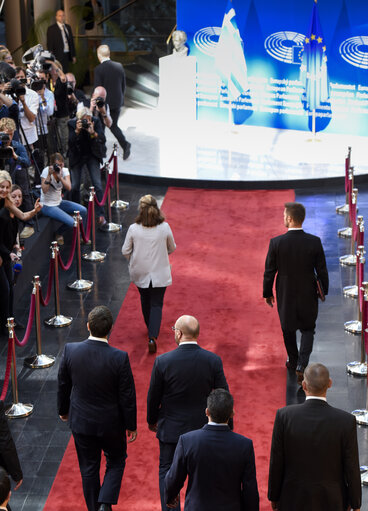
125;64;159;93
136;53;159;76
125;79;159;108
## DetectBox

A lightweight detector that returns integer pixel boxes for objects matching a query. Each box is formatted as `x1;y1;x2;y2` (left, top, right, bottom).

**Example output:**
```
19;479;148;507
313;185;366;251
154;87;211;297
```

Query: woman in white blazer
122;195;176;353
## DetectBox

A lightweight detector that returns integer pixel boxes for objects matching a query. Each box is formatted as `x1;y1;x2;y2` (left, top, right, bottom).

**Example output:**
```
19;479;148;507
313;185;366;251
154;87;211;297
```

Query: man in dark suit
57;306;137;511
47;10;76;73
94;45;131;160
263;201;328;383
268;363;361;511
147;315;230;511
165;389;259;511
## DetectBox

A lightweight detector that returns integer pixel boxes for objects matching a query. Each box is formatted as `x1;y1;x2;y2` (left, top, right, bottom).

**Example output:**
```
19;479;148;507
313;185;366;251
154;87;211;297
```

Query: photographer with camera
68;106;106;225
47;60;69;156
0;62;20;135
40;152;86;245
65;72;88;119
14;67;39;149
89;86;112;132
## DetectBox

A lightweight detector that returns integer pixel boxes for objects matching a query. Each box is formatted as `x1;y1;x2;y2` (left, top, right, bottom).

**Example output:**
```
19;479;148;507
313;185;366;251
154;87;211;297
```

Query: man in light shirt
268;363;361;511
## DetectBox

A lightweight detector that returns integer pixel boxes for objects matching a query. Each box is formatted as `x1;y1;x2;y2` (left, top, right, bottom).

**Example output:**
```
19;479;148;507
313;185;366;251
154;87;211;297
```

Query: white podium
159;54;197;123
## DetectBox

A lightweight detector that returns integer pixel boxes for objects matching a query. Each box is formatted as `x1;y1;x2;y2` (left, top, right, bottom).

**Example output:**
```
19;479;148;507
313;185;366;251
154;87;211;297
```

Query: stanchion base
24;353;55;369
352;409;368;426
44;314;73;327
361;467;368;485
5;402;33;419
339;254;357;266
336;204;349;215
82;250;106;262
111;199;129;210
337;227;352;238
344;320;361;335
67;279;93;291
347;361;367;377
343;285;358;299
99;222;122;233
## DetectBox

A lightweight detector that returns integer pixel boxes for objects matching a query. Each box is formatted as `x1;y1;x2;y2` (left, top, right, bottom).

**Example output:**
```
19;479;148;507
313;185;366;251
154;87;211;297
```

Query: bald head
92;86;107;100
97;45;110;62
303;363;332;396
175;315;200;343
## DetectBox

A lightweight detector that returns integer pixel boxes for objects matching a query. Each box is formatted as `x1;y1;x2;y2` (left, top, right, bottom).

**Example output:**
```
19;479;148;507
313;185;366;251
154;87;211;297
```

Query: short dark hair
284;202;305;224
0;62;15;80
50;153;64;165
304;363;330;395
0;468;10;504
207;388;233;423
88;306;113;337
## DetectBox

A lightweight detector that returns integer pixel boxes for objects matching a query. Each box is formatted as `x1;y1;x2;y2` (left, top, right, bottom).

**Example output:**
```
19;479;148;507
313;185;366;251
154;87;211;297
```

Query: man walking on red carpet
268;363;361;511
263;202;328;384
147;315;230;511
57;306;137;511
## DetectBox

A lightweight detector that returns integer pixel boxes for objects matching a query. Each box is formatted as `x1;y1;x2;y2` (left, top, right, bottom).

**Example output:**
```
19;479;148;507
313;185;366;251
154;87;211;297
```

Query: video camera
22;44;55;92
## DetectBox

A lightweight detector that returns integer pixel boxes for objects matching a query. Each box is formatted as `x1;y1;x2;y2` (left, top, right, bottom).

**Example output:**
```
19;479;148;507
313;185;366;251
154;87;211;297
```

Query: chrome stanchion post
5;318;33;418
24;276;55;369
99;163;121;232
44;242;73;326
338;184;357;239
347;281;368;376
339;190;358;266
344;277;366;336
343;244;365;299
336;147;352;215
67;212;93;290
111;143;129;210
352;285;368;425
83;187;106;262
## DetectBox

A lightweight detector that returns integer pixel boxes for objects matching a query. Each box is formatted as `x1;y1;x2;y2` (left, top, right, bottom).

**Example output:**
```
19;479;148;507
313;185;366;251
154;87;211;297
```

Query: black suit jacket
263;230;328;331
67;116;106;166
94;60;126;110
57;339;137;436
268;399;361;511
47;23;76;63
165;424;259;511
147;344;229;443
0;401;22;482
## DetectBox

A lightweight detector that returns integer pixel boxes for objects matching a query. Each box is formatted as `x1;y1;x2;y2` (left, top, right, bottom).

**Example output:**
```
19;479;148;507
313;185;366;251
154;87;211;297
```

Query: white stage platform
106;105;368;185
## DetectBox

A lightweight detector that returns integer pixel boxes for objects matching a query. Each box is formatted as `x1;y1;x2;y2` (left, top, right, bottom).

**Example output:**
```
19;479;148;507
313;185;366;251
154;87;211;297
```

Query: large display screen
176;0;368;135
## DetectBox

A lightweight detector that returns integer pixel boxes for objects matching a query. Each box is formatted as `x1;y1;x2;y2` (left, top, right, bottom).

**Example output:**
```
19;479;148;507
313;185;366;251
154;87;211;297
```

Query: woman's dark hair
50;153;64;165
11;184;22;193
135;194;165;227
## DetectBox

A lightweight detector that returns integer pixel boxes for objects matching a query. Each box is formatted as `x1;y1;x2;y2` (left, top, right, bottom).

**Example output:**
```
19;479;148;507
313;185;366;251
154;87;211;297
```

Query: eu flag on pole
300;0;330;111
215;1;249;102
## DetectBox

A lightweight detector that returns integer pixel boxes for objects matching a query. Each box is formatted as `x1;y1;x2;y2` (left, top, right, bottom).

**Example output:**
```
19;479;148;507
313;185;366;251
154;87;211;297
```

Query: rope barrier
39;259;55;307
0;336;13;401
94;169;114;207
14;293;35;347
58;224;78;271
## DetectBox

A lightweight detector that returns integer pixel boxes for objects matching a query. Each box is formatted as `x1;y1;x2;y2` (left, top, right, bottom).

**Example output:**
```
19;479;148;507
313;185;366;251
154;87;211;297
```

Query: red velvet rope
364;299;368;354
359;228;364;248
0;337;13;401
39;258;55;307
345;156;349;194
351;203;357;240
14;293;36;347
94;170;113;207
359;258;364;313
80;200;93;243
348;183;353;223
58;225;78;271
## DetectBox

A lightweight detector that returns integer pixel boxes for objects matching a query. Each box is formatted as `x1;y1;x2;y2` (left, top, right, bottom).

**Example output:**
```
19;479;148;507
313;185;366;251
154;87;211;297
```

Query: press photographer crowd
0;10;131;339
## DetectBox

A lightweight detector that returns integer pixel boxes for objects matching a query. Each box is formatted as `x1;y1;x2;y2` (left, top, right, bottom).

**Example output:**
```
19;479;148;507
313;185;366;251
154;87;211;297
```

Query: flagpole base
44;314;73;327
82;250;106;262
339;254;356;266
347;361;367;377
24;353;55;369
352;409;368;426
336;204;349;215
99;222;122;233
67;279;93;291
5;402;33;419
111;200;129;210
343;285;358;299
344;320;361;335
337;226;352;238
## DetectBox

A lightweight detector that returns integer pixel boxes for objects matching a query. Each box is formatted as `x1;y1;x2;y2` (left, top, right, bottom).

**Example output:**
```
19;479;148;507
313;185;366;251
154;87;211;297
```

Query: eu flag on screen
215;1;249;101
300;0;330;111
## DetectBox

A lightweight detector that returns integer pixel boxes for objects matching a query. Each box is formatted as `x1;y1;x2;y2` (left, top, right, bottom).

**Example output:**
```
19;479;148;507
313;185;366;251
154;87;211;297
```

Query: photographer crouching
40;152;86;245
68;106;106;225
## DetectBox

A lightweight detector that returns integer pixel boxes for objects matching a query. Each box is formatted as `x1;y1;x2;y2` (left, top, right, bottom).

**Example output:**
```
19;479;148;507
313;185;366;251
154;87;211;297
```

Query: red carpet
44;188;294;511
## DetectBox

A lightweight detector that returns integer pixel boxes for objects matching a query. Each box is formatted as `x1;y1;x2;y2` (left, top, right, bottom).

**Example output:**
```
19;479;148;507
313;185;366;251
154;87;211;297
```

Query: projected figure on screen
172;30;188;56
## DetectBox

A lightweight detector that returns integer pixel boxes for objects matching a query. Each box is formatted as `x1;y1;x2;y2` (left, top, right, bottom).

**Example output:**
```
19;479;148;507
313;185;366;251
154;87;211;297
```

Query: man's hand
9;253;19;263
75;119;82;134
87;120;95;135
127;430;137;443
264;296;275;307
14;479;23;490
34;198;42;213
59;414;68;422
72;57;77;64
148;423;158;432
167;496;179;508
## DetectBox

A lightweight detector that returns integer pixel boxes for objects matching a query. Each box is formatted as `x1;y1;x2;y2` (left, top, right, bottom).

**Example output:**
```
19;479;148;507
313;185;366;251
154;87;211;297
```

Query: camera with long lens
8;78;26;98
53;163;61;173
95;96;105;108
66;81;74;96
0;131;13;159
81;119;90;130
30;78;46;92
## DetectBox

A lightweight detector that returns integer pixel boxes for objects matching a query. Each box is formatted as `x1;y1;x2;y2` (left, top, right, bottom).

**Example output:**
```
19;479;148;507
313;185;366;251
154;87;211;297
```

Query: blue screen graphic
176;0;368;135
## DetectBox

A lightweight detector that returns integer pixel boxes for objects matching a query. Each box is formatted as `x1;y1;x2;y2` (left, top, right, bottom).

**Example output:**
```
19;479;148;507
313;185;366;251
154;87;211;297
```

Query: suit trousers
159;440;180;511
282;328;315;369
73;430;127;511
137;284;166;339
70;158;104;216
109;108;128;150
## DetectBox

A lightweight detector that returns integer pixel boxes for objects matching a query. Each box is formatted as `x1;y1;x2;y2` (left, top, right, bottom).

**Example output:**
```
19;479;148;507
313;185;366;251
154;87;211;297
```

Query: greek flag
215;1;249;101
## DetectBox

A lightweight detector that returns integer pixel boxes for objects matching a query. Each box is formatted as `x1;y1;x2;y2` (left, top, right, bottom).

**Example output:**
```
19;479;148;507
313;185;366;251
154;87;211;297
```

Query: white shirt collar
179;341;198;345
100;57;110;63
56;21;65;29
306;396;327;402
88;335;108;343
288;227;303;231
208;421;228;426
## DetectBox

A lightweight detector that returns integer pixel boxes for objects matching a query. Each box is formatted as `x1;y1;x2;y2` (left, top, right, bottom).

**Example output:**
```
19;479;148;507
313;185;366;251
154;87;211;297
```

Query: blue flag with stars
300;0;330;111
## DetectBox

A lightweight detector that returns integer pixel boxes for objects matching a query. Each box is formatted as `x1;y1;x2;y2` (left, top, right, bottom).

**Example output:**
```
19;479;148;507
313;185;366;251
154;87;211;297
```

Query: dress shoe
296;370;304;385
123;142;131;160
148;338;157;353
20;226;35;239
98;504;112;511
